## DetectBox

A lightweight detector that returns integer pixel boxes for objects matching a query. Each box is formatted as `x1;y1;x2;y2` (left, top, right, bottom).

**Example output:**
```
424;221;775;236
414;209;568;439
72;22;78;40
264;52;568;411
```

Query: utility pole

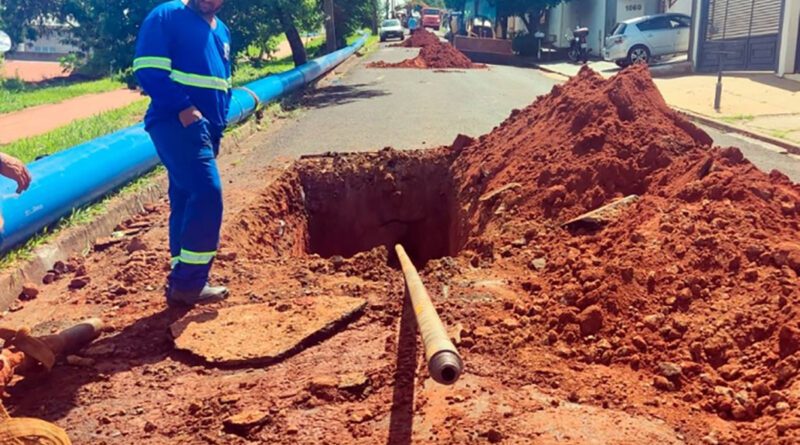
324;0;337;53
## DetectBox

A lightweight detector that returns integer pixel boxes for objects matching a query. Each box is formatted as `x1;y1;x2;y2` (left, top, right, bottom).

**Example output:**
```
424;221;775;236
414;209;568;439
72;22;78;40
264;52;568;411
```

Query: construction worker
408;15;419;34
0;153;32;231
134;0;231;307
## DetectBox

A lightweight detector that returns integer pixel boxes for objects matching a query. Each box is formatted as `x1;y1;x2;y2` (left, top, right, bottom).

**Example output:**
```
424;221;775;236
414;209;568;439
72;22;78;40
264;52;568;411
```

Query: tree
330;0;380;49
223;0;321;67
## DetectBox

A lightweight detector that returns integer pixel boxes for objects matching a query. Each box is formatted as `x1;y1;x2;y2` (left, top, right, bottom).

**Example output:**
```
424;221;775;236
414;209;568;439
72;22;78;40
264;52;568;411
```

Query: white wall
15;29;78;55
617;0;651;22
666;0;693;15
778;0;799;75
547;0;607;53
690;0;701;69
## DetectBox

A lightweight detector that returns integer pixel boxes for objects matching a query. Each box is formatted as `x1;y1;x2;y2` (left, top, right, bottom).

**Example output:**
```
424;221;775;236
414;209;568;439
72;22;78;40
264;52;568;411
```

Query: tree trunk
370;0;379;35
279;13;307;67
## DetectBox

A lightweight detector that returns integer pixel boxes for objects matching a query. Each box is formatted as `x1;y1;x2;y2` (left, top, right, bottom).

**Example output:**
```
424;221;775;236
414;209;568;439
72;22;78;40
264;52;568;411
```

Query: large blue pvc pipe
0;35;368;253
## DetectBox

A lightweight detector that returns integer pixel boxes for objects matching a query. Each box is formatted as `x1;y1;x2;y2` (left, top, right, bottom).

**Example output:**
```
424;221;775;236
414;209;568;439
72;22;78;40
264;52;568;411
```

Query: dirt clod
223;410;269;434
577;305;604;336
20;282;39;300
68;277;90;290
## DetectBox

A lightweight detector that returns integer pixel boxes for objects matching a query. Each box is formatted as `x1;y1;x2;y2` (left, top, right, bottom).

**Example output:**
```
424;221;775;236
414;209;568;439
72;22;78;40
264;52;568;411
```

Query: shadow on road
302;83;390;109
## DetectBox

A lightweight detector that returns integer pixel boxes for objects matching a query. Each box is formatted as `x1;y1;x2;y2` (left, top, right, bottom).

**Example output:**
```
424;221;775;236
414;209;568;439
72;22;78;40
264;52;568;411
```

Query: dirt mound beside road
393;28;441;48
448;64;800;443
371;33;483;70
233;64;800;443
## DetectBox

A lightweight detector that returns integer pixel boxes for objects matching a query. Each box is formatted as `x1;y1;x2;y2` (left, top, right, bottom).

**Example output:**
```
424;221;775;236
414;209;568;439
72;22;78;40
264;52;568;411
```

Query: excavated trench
251;149;469;266
299;150;462;265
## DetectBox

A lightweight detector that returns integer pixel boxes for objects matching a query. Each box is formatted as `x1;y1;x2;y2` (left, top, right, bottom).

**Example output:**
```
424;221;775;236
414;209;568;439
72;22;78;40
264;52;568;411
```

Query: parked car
380;19;405;42
603;13;691;66
422;8;442;30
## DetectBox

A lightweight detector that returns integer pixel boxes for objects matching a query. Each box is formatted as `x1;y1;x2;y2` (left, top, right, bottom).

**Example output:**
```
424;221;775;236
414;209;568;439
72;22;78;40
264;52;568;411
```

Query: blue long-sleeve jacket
134;0;232;137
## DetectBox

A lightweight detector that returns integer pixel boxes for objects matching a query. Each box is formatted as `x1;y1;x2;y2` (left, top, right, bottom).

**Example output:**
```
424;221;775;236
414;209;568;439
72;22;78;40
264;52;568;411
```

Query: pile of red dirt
370;38;482;70
393;29;441;48
235;64;800;443
448;65;800;443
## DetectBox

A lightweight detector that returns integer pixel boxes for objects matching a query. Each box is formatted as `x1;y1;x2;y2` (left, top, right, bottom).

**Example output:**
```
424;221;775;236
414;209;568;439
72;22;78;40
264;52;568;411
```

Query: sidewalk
0;89;142;144
537;59;800;148
1;60;68;82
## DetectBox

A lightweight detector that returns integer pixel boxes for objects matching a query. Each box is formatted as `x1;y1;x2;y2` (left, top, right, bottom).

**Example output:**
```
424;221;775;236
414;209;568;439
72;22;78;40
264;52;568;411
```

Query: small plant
59;53;81;74
114;67;137;90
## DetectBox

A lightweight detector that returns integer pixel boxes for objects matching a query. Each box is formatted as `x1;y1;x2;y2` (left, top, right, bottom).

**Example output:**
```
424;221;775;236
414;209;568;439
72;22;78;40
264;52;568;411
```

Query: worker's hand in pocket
0;153;32;194
179;106;204;127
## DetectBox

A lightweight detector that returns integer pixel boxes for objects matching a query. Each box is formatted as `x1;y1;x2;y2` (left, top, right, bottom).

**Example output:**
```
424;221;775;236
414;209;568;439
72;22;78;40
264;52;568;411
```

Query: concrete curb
0;43;374;308
676;109;800;156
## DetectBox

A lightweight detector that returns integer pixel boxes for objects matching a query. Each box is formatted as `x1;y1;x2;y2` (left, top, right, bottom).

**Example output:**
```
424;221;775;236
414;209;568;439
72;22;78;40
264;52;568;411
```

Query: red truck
421;8;442;30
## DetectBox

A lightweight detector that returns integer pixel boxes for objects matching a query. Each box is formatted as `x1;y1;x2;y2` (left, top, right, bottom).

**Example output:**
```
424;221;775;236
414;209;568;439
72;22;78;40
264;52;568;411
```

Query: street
251;42;800;183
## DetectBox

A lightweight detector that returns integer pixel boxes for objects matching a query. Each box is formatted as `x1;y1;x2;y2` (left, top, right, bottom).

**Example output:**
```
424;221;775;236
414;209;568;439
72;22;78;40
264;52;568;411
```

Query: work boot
167;283;229;308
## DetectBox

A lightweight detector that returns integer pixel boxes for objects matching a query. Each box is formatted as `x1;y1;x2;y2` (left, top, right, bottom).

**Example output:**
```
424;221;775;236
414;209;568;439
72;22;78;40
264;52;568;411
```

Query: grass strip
0;78;125;115
1;99;149;163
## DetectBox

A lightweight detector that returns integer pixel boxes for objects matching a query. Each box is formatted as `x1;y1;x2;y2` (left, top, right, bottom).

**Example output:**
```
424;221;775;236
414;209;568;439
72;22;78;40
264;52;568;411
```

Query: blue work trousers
147;117;223;293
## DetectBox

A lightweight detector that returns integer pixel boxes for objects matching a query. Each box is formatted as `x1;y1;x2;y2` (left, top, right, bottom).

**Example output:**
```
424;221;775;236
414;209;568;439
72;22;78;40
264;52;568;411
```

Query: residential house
10;18;79;60
545;0;680;56
689;0;799;76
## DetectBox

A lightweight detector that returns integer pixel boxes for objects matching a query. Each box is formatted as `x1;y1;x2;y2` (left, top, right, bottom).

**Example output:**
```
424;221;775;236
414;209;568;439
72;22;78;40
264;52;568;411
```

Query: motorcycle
567;27;590;64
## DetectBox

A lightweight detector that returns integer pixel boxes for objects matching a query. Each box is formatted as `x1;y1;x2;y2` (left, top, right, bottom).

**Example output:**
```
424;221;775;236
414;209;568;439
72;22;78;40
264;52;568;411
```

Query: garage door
697;0;784;72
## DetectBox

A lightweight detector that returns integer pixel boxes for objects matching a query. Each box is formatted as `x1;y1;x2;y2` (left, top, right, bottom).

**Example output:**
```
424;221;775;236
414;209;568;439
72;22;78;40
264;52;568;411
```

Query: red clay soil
446;65;800;443
394;29;442;48
1;60;68;82
371;38;483;70
3;65;800;444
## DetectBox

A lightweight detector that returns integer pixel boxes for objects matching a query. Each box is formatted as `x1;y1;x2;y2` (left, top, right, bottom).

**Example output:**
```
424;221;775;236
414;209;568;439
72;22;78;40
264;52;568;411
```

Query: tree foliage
331;0;380;48
0;0;375;73
223;0;321;66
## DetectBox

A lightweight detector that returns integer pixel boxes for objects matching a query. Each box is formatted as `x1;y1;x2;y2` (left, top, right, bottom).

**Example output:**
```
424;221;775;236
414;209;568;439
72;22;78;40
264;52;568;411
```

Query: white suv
603;13;691;67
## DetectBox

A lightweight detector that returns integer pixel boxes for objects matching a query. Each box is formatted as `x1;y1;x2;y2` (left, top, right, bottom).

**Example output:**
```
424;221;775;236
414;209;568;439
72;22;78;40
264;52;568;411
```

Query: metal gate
797;16;800;73
697;0;784;72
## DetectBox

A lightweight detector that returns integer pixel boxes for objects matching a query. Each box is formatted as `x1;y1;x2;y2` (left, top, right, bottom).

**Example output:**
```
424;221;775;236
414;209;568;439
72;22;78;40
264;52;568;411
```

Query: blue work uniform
134;0;232;293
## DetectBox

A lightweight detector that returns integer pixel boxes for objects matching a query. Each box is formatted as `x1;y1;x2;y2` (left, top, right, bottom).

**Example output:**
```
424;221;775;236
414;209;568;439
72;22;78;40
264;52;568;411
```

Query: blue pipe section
0;34;368;253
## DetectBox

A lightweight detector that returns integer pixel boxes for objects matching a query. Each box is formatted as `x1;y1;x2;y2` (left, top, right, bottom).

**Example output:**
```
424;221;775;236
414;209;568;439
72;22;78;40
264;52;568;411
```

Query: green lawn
1;99;149;163
232;37;326;86
0;78;125;115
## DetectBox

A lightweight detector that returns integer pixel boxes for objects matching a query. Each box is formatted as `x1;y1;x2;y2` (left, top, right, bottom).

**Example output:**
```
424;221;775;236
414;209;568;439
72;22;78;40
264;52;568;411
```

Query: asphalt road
244;42;800;183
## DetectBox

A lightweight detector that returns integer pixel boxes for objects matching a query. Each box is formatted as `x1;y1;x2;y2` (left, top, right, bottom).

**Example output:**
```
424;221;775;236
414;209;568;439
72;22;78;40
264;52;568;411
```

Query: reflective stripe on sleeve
133;56;172;72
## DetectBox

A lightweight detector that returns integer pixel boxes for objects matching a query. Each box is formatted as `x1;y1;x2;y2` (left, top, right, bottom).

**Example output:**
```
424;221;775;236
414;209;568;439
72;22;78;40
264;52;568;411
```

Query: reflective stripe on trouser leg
147;119;223;292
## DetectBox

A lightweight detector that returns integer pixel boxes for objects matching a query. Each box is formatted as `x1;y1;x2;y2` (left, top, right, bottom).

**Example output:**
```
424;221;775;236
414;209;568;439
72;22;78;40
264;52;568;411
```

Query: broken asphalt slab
170;296;367;367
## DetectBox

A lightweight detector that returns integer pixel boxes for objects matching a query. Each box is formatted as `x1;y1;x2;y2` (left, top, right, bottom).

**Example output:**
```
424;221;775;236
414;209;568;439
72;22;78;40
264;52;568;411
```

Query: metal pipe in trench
394;244;463;385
